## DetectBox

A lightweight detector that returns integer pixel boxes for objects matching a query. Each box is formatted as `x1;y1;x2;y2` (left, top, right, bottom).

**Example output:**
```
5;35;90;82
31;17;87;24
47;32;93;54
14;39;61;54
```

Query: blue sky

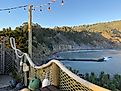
0;0;121;29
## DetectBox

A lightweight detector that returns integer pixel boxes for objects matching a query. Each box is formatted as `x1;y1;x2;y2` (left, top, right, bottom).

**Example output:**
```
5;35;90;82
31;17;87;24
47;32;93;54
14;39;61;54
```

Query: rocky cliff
31;21;121;64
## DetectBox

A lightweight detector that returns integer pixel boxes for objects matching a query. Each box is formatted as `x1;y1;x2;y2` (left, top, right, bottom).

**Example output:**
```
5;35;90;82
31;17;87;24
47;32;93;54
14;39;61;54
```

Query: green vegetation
0;20;121;63
84;72;121;91
68;67;121;91
0;24;28;52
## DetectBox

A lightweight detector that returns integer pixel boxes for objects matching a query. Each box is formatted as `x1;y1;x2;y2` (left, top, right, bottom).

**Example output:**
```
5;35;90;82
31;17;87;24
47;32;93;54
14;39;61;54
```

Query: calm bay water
53;50;121;75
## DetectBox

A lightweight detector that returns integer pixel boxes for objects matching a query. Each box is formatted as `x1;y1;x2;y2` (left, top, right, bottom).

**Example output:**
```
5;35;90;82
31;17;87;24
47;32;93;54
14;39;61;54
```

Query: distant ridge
0;20;121;63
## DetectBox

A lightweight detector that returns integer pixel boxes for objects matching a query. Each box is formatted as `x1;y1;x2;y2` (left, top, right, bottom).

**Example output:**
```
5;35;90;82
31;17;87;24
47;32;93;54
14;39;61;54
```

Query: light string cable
32;0;64;12
0;0;64;13
0;5;28;13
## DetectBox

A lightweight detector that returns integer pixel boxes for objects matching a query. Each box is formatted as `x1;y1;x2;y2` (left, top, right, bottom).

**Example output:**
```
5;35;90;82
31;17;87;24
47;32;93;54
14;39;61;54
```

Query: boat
97;57;112;62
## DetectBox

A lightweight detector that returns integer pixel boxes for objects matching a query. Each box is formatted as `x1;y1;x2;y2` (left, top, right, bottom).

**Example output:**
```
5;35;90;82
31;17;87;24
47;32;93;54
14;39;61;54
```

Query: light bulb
61;0;64;5
51;0;56;2
40;9;42;11
48;7;51;11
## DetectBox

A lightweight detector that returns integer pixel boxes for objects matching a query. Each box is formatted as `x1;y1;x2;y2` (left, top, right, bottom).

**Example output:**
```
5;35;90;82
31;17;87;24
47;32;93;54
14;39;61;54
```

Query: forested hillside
0;20;121;64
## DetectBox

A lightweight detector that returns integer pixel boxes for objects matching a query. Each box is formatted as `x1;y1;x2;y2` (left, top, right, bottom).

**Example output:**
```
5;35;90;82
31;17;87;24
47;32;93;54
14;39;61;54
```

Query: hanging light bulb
24;8;26;10
48;2;51;12
48;2;51;5
48;7;51;11
61;0;64;5
39;5;42;12
40;9;42;11
51;0;56;2
32;8;35;11
48;7;51;12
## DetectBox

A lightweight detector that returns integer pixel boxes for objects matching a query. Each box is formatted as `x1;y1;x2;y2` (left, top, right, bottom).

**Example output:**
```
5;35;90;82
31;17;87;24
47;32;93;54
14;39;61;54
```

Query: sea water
53;49;121;75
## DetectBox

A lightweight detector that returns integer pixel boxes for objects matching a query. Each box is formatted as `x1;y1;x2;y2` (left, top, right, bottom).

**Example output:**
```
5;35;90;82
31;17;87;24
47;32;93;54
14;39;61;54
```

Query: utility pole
28;4;32;59
25;4;32;86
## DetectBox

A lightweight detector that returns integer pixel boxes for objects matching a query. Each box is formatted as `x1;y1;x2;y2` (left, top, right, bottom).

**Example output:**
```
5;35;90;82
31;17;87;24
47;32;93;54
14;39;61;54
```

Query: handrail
10;37;110;91
33;59;110;91
10;37;35;67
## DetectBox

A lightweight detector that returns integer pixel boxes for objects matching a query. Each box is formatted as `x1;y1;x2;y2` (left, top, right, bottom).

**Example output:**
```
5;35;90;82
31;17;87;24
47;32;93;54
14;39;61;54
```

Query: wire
0;0;64;12
0;5;28;12
0;0;55;12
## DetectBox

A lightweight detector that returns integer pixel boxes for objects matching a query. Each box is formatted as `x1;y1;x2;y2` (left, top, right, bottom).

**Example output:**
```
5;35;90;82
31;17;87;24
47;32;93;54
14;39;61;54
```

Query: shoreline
49;47;121;57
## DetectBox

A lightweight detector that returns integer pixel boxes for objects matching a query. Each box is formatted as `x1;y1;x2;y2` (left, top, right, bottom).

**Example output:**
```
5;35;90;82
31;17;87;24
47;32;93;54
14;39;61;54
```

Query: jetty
53;57;106;62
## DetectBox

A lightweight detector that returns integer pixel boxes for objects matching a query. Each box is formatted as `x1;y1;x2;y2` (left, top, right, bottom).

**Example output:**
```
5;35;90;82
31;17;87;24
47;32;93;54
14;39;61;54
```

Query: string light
61;0;64;5
51;0;56;2
0;0;64;13
24;8;26;10
40;9;42;11
48;7;51;12
0;5;28;12
48;2;51;5
32;8;35;11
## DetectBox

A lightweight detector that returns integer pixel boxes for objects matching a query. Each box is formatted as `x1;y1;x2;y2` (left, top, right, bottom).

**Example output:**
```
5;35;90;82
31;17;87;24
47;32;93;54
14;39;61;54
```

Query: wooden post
23;56;29;86
24;70;28;86
51;63;60;86
28;4;32;59
28;4;34;86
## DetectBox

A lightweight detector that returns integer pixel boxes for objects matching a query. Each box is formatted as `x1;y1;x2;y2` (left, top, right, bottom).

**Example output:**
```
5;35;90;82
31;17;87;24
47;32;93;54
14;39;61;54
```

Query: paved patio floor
0;75;13;91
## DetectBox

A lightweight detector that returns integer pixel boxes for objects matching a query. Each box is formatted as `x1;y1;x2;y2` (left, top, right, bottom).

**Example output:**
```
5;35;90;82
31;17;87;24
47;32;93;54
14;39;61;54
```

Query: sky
0;0;121;29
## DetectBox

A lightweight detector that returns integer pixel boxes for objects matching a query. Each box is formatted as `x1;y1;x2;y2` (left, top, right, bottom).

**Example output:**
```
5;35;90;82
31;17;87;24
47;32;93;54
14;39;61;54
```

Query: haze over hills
0;20;121;63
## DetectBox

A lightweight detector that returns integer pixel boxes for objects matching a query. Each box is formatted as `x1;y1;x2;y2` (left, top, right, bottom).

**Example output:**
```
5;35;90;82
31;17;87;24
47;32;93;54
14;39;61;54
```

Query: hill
0;20;121;64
